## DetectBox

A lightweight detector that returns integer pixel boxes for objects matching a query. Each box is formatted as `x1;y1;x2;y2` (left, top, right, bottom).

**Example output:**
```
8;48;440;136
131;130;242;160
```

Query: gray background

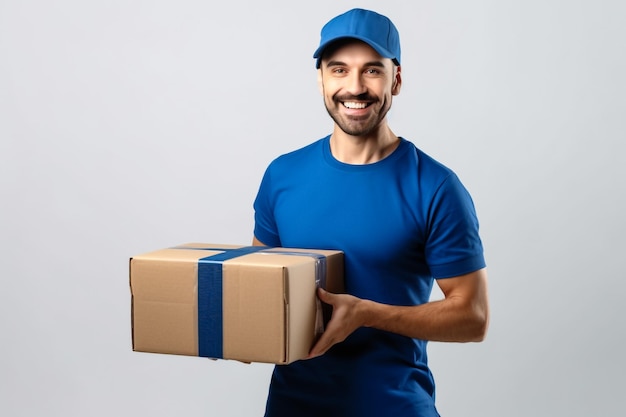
1;0;624;416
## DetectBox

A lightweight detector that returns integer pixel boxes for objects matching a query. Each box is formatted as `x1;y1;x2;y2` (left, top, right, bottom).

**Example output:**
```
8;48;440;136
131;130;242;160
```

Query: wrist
358;298;378;328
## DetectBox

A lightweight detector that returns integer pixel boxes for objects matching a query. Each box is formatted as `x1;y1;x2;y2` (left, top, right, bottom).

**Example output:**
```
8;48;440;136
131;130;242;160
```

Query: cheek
323;85;342;102
319;80;335;99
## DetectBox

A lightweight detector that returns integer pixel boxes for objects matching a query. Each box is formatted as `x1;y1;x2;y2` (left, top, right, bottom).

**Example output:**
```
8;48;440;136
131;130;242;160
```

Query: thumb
317;287;335;303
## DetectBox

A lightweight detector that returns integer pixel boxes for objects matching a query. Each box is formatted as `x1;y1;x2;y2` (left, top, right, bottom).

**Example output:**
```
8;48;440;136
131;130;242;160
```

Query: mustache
334;93;377;102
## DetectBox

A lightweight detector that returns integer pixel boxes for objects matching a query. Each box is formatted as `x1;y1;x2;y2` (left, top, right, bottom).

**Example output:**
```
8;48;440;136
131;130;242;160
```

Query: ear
317;68;324;95
392;66;402;96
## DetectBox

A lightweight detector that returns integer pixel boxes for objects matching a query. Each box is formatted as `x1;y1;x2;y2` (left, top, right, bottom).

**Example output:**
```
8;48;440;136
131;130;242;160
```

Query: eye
365;68;381;75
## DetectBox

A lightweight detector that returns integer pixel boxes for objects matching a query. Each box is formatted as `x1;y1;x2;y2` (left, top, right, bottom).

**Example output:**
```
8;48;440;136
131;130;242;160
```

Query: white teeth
343;102;368;109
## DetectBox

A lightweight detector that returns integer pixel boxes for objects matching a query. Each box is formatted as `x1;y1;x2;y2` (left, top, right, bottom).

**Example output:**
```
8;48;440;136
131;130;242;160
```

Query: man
252;8;489;417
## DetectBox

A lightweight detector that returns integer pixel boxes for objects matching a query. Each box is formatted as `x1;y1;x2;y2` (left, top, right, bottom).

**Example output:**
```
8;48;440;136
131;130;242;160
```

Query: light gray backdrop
1;0;624;416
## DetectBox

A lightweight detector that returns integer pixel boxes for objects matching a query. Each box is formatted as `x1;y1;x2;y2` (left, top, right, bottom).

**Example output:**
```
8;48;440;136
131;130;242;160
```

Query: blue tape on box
196;246;267;358
174;246;329;359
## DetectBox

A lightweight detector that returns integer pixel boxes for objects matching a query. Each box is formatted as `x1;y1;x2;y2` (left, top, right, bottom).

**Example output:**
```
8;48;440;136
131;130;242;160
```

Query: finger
308;316;343;359
308;334;332;359
317;287;334;303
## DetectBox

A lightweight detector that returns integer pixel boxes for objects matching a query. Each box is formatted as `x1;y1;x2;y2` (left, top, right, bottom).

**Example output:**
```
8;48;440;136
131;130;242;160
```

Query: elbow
469;308;490;342
471;321;489;342
455;299;489;342
467;283;490;342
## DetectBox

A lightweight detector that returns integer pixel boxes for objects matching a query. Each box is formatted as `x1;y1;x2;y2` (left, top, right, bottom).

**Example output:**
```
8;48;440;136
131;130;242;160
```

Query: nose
345;72;366;96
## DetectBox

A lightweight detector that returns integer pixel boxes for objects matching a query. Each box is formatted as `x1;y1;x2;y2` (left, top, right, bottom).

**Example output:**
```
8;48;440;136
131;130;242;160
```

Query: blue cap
313;8;401;68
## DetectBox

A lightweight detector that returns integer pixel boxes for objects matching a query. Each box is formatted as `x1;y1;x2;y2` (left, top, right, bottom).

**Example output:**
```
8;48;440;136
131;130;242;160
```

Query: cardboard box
130;243;344;364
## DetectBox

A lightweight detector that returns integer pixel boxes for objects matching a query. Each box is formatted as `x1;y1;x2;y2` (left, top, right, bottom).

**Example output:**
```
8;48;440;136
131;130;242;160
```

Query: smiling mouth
342;101;371;109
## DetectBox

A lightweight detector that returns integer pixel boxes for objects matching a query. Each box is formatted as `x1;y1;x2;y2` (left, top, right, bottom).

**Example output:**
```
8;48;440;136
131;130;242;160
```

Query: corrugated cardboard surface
130;243;344;364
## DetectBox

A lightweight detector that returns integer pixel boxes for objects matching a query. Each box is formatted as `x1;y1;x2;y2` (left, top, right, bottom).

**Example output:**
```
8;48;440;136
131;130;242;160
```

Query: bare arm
308;268;489;358
252;235;489;358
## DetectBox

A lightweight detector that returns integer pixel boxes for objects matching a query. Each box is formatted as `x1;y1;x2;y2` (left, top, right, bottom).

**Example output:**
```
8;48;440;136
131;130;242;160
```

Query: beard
324;93;392;137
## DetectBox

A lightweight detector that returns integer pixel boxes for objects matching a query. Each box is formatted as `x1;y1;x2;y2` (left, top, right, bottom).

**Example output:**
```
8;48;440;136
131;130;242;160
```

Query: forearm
360;295;488;343
361;269;489;342
310;269;489;357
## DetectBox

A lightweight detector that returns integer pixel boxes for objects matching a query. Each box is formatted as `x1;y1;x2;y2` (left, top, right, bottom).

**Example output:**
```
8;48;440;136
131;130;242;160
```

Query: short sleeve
425;173;485;278
253;165;282;247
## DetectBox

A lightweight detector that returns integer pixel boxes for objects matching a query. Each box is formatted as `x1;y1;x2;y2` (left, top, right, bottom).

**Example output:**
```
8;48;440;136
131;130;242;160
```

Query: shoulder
268;137;327;170
411;142;454;175
401;138;459;188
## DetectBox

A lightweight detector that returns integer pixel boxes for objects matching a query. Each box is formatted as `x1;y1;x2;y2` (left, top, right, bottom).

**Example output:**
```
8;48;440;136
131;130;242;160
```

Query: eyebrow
325;60;387;69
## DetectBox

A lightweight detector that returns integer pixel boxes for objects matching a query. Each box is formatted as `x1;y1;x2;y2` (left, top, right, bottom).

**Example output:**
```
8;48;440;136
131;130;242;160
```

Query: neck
329;124;400;165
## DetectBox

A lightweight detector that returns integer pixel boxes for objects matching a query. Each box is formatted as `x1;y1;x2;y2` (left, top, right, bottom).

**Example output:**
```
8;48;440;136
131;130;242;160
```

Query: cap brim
313;36;396;68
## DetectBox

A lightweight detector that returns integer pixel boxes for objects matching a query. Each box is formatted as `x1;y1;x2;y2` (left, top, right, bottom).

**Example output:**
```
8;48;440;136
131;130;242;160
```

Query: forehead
321;39;390;66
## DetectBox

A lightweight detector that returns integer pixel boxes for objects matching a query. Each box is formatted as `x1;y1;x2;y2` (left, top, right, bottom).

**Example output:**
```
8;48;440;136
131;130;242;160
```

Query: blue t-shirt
254;136;485;417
